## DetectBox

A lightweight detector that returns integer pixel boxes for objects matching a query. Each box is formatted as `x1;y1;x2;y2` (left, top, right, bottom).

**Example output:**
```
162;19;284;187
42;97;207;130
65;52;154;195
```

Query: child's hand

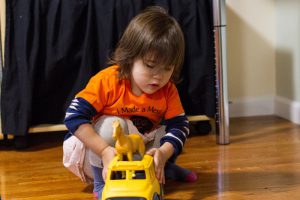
146;148;168;184
101;146;116;181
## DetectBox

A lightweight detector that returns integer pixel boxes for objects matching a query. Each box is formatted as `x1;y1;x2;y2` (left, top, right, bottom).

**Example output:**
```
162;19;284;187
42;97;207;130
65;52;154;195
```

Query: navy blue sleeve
64;97;97;135
160;114;190;162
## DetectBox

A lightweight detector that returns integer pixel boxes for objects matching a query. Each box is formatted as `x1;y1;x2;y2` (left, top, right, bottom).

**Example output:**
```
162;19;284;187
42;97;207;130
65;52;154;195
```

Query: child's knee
93;115;128;146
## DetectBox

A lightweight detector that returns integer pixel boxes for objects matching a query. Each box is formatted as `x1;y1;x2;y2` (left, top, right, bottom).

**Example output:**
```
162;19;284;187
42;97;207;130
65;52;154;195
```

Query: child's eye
145;63;155;69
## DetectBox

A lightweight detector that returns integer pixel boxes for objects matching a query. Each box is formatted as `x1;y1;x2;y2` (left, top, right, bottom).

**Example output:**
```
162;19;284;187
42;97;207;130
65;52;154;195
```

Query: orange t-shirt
76;65;184;130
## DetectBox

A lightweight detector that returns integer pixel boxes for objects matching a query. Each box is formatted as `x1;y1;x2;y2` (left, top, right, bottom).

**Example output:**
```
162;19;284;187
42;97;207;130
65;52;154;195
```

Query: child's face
130;58;174;96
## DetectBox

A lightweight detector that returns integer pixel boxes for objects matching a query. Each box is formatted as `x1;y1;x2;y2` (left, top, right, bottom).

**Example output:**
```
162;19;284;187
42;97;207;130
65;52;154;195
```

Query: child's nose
151;68;163;78
152;71;163;79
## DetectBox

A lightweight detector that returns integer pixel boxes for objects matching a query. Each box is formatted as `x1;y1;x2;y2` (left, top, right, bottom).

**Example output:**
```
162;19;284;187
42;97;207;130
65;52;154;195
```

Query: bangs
140;36;183;69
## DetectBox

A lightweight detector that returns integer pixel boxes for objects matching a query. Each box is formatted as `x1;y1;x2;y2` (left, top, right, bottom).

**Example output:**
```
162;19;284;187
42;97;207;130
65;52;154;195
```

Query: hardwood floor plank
1;116;300;199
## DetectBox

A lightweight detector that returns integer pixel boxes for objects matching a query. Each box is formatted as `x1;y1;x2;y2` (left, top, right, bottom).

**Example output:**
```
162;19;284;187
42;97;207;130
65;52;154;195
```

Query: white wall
275;0;300;124
226;0;276;117
276;1;300;101
226;0;300;124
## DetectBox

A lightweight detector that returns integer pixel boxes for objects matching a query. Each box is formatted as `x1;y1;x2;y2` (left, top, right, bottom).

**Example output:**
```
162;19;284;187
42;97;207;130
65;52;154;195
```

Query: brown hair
108;6;185;82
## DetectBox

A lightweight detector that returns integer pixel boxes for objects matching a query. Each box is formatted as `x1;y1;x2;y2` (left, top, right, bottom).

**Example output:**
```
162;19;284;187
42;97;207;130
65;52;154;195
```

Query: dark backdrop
2;0;215;136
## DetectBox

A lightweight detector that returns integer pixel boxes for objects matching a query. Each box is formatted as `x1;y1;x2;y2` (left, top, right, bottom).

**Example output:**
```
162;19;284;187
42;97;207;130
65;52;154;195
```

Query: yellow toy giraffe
112;120;145;161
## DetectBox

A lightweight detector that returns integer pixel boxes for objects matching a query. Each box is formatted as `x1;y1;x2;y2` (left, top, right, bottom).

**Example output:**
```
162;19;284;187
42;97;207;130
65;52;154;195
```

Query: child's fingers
155;165;162;183
102;167;107;182
156;166;165;184
146;148;166;183
159;168;165;184
146;148;157;156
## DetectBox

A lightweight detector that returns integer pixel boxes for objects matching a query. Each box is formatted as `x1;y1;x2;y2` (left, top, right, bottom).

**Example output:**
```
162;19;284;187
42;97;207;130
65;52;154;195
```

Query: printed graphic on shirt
130;116;154;134
116;105;162;115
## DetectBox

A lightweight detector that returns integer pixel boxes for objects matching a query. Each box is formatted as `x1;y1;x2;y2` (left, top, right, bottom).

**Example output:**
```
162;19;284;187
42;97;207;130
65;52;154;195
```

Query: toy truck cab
102;154;163;200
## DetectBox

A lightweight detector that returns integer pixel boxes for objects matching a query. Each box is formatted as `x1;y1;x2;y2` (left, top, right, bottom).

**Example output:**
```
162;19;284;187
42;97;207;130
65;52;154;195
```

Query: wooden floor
1;115;300;200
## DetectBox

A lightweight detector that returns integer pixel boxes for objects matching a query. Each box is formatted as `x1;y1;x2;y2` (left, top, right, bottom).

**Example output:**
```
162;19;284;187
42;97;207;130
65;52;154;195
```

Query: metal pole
212;0;230;144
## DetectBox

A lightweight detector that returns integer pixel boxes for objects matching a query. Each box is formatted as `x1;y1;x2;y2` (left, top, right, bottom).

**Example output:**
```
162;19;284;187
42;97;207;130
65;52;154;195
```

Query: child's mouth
149;83;159;88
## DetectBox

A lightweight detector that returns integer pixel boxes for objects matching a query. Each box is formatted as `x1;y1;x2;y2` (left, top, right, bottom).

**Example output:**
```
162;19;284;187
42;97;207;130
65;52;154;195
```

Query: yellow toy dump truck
102;154;163;200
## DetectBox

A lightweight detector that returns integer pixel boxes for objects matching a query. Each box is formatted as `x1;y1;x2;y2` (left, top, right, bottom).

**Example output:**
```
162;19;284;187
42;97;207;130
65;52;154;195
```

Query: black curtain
2;0;215;136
